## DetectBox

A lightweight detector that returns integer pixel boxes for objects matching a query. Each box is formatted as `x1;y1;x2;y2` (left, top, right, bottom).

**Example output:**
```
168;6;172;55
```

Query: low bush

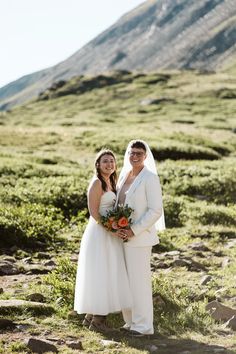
163;195;186;227
195;203;236;226
1;176;88;218
43;257;77;310
0;203;64;247
160;161;236;204
152;275;213;334
152;142;220;161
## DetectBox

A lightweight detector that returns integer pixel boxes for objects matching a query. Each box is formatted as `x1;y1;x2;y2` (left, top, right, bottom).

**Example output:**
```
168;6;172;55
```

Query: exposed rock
67;340;83;350
163;250;181;257
171;259;192;268
25;265;51;274
225;239;236;249
151;261;169;269
46;337;65;345
189;259;207;272
221;258;230;268
67;310;79;319
153;294;166;307
200;275;212;286
140;97;175;105
189;242;210;252
55;297;64;305
0;318;15;329
145;344;158;352
214;251;224;257
70;255;78;263
1;256;17;263
0;299;55;316
100;339;119;348
37;252;50;259
214;288;228;299
206;301;236;321
26;293;46;303
0;288;3;294
27;338;58;353
224;315;236;331
170;257;206;271
0;260;20;275
44;260;56;267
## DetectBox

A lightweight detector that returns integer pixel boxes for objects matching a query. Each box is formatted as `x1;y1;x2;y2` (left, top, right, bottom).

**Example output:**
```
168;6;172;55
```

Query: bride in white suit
116;139;165;336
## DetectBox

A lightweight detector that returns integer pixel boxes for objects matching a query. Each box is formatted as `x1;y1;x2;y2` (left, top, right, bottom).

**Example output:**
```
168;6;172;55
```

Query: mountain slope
0;0;236;110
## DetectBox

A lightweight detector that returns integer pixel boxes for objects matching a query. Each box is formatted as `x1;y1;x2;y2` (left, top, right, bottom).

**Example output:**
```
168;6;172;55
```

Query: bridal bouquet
100;204;134;233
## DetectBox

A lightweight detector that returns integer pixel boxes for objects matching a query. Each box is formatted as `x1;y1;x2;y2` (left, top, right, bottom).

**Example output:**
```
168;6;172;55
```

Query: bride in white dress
74;149;131;331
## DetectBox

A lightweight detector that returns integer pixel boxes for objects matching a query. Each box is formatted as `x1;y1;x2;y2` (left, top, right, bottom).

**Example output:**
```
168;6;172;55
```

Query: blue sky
0;0;145;88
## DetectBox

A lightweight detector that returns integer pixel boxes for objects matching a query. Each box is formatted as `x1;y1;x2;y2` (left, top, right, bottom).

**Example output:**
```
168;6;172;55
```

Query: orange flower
118;217;129;228
111;221;119;230
108;217;115;226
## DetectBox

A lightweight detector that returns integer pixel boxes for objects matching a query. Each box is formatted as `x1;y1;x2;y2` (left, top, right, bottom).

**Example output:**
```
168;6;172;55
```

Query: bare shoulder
88;178;103;194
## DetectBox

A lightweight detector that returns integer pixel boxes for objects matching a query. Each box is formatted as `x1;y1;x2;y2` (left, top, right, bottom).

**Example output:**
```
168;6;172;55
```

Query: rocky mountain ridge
0;0;236;110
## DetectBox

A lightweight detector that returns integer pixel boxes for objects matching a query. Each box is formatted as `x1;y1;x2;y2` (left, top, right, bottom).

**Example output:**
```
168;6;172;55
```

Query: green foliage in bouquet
100;204;134;231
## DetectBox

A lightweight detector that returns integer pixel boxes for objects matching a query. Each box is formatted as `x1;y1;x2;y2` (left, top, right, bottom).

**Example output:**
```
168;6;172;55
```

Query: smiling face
98;154;116;177
129;148;146;169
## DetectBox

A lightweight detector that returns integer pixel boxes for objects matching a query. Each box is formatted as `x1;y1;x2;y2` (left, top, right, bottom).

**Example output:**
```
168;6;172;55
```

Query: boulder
27;338;58;353
224;315;236;331
206;301;236;321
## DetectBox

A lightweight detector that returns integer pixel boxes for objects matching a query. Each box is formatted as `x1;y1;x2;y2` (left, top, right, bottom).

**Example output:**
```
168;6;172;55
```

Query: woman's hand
116;228;134;241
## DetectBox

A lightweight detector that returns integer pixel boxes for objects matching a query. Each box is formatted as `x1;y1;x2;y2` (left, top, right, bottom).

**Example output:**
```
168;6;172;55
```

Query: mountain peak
1;0;236;110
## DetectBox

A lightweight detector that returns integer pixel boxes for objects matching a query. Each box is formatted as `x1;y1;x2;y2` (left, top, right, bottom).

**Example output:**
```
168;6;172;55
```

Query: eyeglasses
129;151;145;157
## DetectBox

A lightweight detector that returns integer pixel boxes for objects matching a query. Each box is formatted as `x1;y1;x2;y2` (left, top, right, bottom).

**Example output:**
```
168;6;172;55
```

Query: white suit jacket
116;166;163;247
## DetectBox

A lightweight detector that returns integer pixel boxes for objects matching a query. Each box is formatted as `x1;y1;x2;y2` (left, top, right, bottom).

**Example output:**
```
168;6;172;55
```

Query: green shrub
1;176;88;218
0;203;64;247
168;132;232;156
195;203;236;226
8;342;28;353
160;160;236;204
163;195;186;227
43;257;77;309
152;142;220;161
152;275;213;334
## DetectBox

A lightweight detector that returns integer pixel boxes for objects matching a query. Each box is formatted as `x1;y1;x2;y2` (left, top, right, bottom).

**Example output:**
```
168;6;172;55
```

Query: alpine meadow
1;0;236;351
0;66;236;353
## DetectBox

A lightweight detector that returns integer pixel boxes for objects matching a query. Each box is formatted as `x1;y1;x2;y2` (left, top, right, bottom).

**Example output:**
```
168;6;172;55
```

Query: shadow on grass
99;328;235;354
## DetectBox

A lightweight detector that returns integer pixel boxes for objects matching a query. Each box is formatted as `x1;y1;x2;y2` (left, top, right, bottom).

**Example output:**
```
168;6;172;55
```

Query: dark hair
130;140;146;151
95;149;117;193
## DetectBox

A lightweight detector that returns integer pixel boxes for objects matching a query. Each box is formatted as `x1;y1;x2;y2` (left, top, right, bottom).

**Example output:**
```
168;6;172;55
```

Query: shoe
120;325;131;333
120;327;130;333
82;314;93;327
128;330;149;338
89;315;113;333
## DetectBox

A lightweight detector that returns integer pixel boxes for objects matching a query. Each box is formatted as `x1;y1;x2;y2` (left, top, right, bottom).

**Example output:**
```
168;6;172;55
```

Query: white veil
118;140;166;231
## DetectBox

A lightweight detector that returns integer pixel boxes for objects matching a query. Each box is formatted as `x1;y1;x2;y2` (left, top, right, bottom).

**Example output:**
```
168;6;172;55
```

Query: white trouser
122;246;153;334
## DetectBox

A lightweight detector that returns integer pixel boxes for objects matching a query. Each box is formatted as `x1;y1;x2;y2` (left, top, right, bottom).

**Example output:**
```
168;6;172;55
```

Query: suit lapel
116;166;148;206
125;167;148;201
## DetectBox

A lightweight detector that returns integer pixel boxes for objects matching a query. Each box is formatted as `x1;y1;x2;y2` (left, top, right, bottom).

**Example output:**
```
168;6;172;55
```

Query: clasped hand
116;228;134;241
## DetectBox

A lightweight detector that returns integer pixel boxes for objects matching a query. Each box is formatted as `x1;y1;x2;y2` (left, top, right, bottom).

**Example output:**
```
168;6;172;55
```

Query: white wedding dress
74;191;132;315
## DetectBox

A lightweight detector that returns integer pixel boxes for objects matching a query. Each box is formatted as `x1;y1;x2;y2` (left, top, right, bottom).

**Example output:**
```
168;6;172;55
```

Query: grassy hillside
0;70;236;353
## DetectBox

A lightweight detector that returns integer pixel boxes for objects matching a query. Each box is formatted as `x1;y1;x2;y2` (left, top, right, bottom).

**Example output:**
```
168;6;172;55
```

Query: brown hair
95;149;117;193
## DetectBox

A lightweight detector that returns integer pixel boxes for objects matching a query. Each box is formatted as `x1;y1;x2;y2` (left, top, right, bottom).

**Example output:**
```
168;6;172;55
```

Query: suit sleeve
131;174;163;236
